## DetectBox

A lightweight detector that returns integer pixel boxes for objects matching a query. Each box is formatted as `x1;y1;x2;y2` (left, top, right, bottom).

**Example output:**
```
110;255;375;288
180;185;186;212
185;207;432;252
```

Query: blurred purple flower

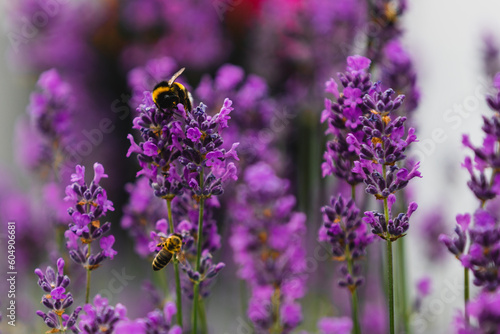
79;295;127;334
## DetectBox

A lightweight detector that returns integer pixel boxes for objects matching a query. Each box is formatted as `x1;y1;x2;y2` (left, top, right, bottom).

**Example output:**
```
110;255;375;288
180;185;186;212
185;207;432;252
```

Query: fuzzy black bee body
152;68;192;112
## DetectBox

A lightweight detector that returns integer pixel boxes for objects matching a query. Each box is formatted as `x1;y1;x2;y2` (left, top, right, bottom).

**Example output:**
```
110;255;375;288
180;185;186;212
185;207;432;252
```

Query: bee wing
168;67;185;86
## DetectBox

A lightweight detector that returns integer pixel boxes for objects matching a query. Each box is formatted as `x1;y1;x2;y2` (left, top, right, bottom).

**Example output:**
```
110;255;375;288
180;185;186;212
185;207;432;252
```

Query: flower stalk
167;199;183;327
192;173;205;334
383;191;395;334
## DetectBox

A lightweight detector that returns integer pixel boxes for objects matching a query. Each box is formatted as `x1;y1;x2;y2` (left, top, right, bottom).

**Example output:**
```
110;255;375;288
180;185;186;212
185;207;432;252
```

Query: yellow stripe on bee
152;86;173;103
174;82;186;91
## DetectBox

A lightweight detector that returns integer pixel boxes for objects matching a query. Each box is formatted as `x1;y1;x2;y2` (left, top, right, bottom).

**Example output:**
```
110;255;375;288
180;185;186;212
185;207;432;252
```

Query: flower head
35;258;81;333
65;163;116;270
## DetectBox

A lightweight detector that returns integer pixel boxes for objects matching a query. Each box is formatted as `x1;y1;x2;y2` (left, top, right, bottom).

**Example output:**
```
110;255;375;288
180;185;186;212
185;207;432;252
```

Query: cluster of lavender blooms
147;195;225;299
454;290;500;334
320;53;420;333
128;59;278;168
440;73;500;331
321;55;375;185
127;70;239;332
230;162;307;333
349;86;420;239
35;258;81;333
64;163;117;270
319;195;373;290
322;54;420;194
78;295;127;334
127;93;238;201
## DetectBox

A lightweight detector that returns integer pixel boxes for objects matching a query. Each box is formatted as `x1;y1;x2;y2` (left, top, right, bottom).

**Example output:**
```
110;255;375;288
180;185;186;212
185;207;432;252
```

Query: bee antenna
168;67;185;86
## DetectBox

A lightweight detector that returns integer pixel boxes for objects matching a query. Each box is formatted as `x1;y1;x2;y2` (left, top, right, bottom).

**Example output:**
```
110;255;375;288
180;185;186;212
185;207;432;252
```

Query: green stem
271;287;281;334
199;297;208;334
195;196;205;271
383;195;395;334
397;237;410;334
192;283;200;334
240;280;247;317
58;313;66;333
464;267;469;325
386;238;395;334
349;182;361;334
173;261;183;325
192;171;205;334
85;244;91;304
347;257;361;334
166;199;183;327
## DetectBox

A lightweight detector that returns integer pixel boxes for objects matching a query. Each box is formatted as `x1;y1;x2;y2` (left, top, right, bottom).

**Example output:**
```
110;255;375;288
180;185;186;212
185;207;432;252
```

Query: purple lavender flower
17;69;74;177
229;162;307;332
461;209;500;291
194;63;280;167
461;75;500;204
78;295;127;334
127;92;238;200
319;194;373;288
347;87;420;201
35;258;82;333
439;214;470;259
363;194;417;241
146;193;224;299
64;163;116;270
321;55;374;185
180;250;225;299
176;100;239;198
454;290;500;334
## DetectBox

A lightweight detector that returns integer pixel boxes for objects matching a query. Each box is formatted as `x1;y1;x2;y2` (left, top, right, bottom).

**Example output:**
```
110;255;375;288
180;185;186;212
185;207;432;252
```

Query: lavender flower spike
35;258;82;334
78;295;127;334
319;194;373;289
64;162;116;303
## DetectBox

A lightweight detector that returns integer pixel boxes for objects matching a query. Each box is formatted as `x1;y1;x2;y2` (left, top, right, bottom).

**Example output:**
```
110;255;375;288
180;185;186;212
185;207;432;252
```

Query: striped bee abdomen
152;249;173;271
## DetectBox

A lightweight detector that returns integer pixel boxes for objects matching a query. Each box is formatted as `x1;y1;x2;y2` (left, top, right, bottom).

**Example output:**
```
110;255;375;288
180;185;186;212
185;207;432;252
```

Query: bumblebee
152;67;193;112
152;233;183;271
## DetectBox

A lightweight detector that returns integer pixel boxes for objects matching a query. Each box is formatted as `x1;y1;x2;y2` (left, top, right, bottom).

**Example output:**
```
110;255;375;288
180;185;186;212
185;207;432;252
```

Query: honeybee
152;68;193;112
152;233;183;271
